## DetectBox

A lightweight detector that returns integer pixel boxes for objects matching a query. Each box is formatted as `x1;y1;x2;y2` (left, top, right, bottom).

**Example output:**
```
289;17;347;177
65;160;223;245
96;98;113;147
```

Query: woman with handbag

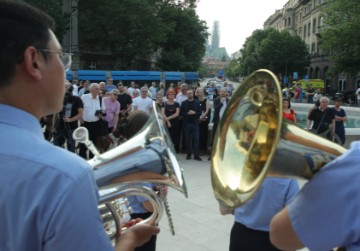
102;89;121;133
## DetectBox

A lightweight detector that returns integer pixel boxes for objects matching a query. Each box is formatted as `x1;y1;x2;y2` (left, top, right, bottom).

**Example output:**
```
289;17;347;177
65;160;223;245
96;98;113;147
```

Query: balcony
299;0;311;4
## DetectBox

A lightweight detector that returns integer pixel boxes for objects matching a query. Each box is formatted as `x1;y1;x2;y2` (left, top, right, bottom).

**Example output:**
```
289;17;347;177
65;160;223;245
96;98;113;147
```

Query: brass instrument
210;69;346;211
73;103;187;241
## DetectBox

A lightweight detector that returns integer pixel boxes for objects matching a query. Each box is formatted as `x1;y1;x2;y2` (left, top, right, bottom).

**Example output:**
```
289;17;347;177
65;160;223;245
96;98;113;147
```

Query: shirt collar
0;104;44;139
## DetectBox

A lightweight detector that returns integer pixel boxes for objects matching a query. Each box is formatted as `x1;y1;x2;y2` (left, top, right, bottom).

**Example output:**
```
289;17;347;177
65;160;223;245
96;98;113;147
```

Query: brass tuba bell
210;69;346;212
73;102;187;241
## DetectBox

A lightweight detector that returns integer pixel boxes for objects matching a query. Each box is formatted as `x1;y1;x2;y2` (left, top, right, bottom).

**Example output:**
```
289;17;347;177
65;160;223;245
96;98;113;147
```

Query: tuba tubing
211;69;347;210
73;102;187;241
100;184;164;238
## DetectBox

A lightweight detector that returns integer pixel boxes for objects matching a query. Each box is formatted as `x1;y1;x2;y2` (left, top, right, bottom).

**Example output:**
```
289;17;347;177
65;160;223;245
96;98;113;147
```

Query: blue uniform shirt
127;183;154;214
289;142;360;251
0;105;113;251
234;177;299;231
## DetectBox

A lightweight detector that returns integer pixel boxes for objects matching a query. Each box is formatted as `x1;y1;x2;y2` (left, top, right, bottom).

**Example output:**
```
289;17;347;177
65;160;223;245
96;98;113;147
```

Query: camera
95;110;106;117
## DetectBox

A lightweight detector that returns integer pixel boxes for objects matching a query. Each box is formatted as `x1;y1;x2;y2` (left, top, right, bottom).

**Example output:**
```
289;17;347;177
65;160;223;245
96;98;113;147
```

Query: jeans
184;122;200;157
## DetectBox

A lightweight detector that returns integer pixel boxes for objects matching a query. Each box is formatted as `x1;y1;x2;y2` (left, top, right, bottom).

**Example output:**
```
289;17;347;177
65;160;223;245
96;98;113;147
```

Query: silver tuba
73;102;187;241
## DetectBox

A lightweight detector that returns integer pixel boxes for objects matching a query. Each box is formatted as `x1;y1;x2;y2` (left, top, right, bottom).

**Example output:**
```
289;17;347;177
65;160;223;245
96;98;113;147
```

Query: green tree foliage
156;5;208;71
78;0;169;69
225;59;241;81
320;0;360;74
78;0;206;70
238;28;310;78
24;0;69;39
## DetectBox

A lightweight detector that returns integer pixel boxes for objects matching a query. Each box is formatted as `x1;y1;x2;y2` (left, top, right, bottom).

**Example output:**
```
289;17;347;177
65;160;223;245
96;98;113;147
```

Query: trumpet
73;103;187;241
210;69;346;211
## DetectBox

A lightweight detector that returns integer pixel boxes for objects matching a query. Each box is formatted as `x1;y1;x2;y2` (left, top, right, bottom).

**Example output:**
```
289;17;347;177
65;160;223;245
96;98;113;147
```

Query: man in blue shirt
270;142;360;251
229;178;299;251
0;1;159;250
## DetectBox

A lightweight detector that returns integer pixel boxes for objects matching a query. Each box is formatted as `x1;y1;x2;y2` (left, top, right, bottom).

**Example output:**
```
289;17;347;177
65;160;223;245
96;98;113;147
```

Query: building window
338;80;346;91
304;25;307;38
308;23;311;36
319;16;324;26
89;62;97;70
305;6;308;15
313;19;317;33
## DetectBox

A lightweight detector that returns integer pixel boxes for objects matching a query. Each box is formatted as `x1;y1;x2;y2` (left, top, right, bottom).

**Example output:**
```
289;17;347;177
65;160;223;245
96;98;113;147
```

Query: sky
196;0;287;55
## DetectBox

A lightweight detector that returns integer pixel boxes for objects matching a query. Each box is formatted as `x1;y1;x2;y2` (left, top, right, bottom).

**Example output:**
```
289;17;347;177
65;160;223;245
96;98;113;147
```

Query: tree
156;5;208;71
238;28;310;78
78;0;170;69
225;59;241;81
320;0;360;74
24;0;69;40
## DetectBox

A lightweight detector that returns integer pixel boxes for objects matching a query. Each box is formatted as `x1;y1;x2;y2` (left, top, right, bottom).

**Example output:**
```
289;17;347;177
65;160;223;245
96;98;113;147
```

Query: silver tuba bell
73;102;187;241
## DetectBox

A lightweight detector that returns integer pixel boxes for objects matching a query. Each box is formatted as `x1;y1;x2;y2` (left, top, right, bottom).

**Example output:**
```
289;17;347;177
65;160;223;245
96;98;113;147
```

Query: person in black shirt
162;89;180;151
180;89;202;161
308;96;335;139
306;84;315;104
53;82;84;152
117;83;132;117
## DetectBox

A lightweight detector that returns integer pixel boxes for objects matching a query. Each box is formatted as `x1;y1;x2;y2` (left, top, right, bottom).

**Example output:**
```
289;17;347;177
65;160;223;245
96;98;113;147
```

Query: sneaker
194;156;202;161
186;155;191;160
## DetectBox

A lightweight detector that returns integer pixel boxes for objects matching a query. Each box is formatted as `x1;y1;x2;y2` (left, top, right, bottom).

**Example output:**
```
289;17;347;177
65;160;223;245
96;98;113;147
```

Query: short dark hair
0;0;55;87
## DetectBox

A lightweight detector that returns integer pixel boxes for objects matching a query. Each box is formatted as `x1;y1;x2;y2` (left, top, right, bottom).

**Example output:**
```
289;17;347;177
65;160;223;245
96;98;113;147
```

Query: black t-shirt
117;93;133;111
58;94;83;130
308;107;335;134
164;101;180;118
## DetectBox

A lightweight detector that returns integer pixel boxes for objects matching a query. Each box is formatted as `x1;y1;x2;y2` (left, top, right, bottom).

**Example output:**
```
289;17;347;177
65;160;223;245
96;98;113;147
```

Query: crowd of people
2;1;360;251
48;75;234;161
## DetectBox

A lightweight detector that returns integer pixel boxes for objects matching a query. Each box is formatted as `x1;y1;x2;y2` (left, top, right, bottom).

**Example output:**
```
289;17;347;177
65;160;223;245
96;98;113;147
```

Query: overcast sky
196;0;286;55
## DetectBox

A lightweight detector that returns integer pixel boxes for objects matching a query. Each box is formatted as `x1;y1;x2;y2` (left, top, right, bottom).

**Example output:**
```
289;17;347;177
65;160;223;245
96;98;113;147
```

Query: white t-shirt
132;96;153;113
72;84;78;96
149;86;157;99
175;93;188;106
81;94;104;122
356;88;360;100
128;87;140;97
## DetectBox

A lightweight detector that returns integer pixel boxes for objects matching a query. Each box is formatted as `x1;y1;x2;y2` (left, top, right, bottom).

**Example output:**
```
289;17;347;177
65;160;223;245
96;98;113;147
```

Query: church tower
211;21;220;50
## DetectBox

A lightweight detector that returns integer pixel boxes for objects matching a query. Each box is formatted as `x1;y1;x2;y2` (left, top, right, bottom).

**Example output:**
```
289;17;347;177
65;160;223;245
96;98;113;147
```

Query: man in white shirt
72;80;79;96
356;87;360;107
149;82;158;100
132;86;154;114
128;81;140;97
78;80;90;96
175;83;189;106
79;83;105;159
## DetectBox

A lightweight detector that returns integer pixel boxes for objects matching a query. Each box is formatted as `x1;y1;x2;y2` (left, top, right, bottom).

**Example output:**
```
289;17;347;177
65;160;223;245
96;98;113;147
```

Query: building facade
264;0;360;95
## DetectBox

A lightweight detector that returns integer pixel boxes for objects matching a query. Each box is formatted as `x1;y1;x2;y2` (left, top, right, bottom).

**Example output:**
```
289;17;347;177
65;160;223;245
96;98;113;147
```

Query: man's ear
22;47;43;81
